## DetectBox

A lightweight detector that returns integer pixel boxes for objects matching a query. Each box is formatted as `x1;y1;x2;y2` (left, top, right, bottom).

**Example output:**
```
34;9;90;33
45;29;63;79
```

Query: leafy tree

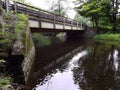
110;0;120;32
75;0;120;33
48;0;70;17
76;0;112;33
74;13;92;27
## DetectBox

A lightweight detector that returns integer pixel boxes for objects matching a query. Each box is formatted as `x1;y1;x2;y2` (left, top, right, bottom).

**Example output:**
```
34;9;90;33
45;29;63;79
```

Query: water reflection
34;51;87;90
73;44;120;90
31;41;120;90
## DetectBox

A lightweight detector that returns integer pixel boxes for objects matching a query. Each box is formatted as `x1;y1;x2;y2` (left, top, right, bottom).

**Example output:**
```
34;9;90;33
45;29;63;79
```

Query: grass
93;34;120;41
93;34;120;45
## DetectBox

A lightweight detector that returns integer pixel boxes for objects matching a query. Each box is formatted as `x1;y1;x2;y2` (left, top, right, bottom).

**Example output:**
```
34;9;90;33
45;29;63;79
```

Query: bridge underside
30;27;85;40
30;28;85;33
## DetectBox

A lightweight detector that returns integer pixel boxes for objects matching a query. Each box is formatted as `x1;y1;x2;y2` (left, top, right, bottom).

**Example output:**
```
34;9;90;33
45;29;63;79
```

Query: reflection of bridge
2;1;85;32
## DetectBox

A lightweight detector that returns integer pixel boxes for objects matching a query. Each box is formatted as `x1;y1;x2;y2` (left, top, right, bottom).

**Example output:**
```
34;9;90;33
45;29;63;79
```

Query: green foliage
0;31;10;44
16;14;34;56
17;14;27;21
49;0;70;17
32;33;52;47
75;0;120;32
93;34;120;41
14;14;27;39
74;13;92;27
0;77;13;86
0;12;12;45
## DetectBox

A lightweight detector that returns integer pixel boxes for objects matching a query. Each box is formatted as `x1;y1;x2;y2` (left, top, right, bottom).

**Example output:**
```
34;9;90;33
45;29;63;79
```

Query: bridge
1;0;85;33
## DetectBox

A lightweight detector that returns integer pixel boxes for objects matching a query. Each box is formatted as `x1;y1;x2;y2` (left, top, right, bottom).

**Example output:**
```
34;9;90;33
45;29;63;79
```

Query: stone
0;52;8;58
2;85;14;90
0;1;3;29
12;40;24;55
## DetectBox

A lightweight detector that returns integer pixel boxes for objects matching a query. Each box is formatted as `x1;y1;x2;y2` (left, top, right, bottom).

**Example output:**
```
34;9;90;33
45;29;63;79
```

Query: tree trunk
91;18;95;29
112;14;116;33
111;0;118;33
95;20;99;33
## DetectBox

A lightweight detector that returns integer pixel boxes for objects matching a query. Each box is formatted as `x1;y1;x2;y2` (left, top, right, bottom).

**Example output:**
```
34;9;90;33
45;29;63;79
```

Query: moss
0;77;13;87
17;14;27;21
19;14;34;56
32;33;52;47
14;14;27;38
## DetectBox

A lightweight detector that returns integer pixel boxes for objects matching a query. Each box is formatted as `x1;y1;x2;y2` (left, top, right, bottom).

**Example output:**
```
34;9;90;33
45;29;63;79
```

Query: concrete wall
41;22;54;29
29;20;39;28
55;24;63;29
29;20;84;30
65;25;71;29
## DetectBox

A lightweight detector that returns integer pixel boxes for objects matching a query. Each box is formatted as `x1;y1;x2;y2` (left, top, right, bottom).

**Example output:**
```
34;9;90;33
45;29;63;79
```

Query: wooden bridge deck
1;0;84;31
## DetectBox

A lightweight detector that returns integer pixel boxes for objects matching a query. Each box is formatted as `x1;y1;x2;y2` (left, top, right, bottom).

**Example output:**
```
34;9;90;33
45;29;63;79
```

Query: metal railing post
71;21;73;30
53;15;55;29
63;18;65;29
5;0;9;13
80;23;83;28
77;22;78;30
14;1;17;14
38;10;41;28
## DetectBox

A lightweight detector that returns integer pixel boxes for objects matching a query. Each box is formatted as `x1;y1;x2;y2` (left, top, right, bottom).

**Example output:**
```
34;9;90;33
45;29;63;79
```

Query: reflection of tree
73;43;120;90
36;58;71;85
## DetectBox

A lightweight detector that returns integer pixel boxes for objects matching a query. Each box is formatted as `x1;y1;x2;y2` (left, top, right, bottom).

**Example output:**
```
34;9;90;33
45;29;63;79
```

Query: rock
0;48;3;52
1;85;14;90
12;40;24;55
0;52;8;58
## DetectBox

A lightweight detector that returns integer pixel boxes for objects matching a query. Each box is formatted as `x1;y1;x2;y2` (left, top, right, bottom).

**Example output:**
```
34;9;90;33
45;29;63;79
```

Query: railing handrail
15;1;78;22
1;0;84;29
3;0;79;22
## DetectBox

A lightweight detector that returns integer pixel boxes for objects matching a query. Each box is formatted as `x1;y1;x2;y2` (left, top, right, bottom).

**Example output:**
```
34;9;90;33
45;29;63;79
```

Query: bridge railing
1;0;84;30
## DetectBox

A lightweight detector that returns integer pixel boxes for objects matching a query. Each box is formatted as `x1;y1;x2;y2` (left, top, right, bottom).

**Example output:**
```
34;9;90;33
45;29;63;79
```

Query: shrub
0;77;13;86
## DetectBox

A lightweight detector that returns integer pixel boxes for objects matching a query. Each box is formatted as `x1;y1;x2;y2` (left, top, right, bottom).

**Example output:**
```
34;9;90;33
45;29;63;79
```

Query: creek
25;36;120;90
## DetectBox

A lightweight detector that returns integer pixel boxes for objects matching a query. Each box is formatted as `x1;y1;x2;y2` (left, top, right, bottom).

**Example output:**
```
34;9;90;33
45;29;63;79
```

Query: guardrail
1;0;84;30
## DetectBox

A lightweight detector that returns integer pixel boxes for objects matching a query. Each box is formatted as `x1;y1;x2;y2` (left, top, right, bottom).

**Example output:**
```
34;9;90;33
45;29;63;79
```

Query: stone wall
0;0;3;31
11;14;35;83
21;27;35;82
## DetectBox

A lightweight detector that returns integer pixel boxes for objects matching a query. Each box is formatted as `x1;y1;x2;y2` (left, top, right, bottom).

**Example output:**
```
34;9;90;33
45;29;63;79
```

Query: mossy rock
1;85;14;90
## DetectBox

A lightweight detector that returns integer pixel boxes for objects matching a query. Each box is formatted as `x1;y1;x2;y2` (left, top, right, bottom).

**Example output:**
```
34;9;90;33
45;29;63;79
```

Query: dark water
26;39;120;90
